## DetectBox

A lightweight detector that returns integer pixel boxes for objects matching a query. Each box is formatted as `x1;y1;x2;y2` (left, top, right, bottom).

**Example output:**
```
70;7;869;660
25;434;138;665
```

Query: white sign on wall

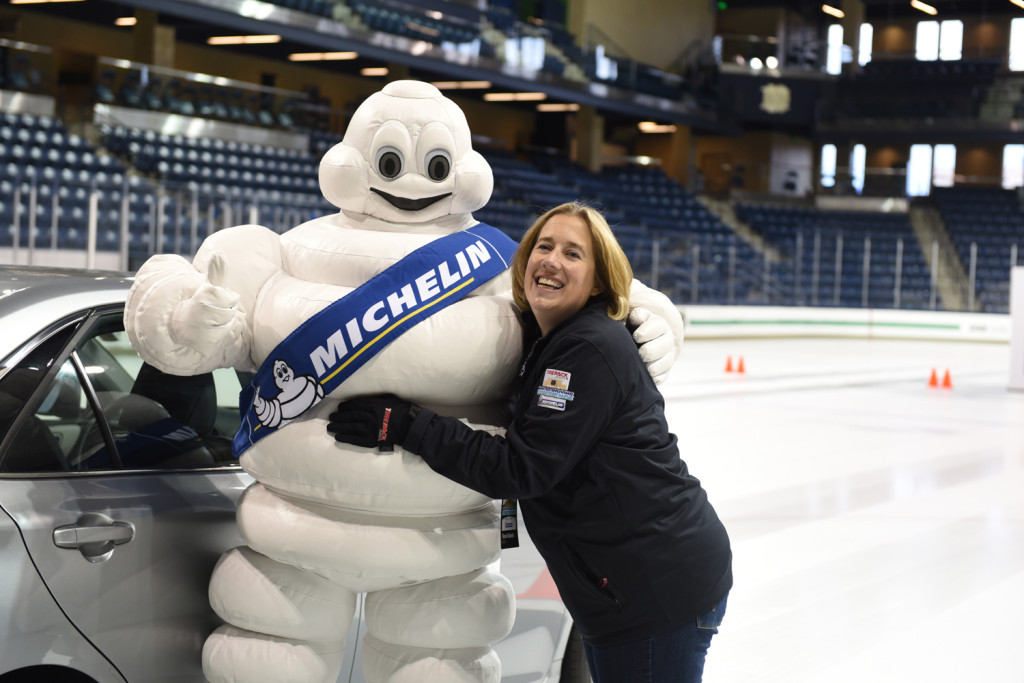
1010;267;1024;391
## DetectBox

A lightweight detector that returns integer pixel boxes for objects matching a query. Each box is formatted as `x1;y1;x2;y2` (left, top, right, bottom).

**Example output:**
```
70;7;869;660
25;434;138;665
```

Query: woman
327;202;732;683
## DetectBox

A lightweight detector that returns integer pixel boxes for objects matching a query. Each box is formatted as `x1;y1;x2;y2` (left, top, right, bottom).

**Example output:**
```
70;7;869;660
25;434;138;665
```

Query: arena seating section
831;58;1001;120
0;107;942;309
737;203;932;309
80;0;687;128
6;105;1001;309
92;68;303;132
930;186;1024;312
476;150;764;304
0;113;127;252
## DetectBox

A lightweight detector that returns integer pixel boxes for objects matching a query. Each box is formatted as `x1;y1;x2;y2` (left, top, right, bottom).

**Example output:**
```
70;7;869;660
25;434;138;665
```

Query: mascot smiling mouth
372;187;452;211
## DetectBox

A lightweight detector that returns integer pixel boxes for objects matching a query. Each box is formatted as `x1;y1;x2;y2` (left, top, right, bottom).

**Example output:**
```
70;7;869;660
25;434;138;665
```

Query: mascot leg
360;568;516;683
203;545;357;683
203;625;345;683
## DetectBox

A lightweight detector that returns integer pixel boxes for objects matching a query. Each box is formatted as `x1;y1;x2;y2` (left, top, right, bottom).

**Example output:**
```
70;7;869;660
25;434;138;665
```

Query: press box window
820;144;837;189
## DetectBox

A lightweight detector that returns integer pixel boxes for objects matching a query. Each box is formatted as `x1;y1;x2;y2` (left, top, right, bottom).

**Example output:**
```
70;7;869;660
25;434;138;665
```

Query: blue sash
232;223;518;457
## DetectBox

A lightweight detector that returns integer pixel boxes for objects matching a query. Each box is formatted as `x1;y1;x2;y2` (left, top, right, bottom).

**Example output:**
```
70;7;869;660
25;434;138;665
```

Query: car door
0;305;252;682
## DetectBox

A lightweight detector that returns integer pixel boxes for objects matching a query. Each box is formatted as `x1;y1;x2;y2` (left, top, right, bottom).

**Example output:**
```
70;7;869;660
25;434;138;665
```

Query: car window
0;324;81;472
0;311;241;473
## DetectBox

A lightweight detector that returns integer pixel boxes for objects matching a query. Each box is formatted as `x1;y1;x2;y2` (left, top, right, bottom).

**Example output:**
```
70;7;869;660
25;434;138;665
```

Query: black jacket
405;298;732;645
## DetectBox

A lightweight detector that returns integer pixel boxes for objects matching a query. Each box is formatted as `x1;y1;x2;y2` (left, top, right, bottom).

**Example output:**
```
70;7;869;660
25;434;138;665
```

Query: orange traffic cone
928;368;939;387
941;369;953;389
736;357;746;374
725;356;734;373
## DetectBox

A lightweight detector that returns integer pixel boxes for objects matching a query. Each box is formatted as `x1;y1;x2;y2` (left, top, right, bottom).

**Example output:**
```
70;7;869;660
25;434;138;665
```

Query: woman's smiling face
524;213;603;335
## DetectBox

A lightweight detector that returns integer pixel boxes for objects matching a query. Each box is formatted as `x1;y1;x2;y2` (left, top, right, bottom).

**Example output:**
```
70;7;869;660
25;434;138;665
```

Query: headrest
131;363;218;437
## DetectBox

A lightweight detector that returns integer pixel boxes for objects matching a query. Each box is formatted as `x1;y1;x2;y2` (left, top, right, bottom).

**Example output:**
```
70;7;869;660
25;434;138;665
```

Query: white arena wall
679;305;1012;343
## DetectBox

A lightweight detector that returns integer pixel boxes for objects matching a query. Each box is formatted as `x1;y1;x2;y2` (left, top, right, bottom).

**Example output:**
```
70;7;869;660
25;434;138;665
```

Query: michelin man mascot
124;80;685;683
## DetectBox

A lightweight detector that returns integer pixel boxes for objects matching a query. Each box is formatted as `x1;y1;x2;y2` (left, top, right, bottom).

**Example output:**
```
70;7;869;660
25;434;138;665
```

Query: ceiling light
910;0;937;15
484;92;547;102
239;0;275;20
1010;0;1024;8
361;67;389;76
115;16;137;26
750;57;764;70
537;103;580;112
288;51;358;61
432;81;492;89
207;35;282;45
638;122;677;134
766;55;779;69
822;4;844;18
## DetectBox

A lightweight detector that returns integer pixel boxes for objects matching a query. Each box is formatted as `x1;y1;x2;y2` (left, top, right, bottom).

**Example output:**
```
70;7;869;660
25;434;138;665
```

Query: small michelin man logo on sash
537;368;574;411
252;360;325;430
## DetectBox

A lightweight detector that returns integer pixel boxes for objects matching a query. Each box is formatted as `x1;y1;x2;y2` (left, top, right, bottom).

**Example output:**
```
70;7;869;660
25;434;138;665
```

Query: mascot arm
125;225;283;376
627;279;685;384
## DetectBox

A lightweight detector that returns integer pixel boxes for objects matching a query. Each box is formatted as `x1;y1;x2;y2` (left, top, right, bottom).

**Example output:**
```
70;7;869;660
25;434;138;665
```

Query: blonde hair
511;202;633;321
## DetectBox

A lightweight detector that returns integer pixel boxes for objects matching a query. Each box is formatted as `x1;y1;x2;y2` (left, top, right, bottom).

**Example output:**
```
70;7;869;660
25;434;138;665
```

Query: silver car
0;265;586;683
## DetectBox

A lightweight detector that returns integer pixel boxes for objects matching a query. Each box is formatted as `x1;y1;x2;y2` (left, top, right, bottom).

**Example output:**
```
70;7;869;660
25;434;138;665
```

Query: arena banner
717;72;829;127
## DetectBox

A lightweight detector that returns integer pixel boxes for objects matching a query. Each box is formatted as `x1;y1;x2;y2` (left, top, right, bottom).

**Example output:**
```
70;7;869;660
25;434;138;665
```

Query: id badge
500;499;519;549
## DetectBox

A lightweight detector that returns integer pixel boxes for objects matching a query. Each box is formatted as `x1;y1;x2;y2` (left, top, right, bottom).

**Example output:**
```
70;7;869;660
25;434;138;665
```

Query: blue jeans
582;593;728;683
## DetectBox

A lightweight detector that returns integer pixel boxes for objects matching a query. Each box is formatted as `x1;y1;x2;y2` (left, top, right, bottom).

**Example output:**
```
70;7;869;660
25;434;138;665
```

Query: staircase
978;74;1024;121
908;201;972;310
697;195;780;260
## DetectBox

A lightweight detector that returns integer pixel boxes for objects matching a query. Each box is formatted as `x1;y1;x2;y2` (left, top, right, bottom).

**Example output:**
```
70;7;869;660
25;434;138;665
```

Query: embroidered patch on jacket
543;368;571;390
537;368;574;410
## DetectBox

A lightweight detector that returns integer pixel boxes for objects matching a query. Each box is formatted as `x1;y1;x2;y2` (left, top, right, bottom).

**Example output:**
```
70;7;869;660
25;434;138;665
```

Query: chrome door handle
54;522;134;547
53;513;135;562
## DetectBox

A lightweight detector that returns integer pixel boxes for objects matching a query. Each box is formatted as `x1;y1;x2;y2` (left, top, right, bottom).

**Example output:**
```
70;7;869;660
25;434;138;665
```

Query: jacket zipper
519;338;539;378
565;543;623;609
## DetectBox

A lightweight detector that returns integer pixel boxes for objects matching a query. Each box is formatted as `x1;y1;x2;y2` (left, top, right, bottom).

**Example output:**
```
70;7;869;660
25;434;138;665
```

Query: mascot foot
361;634;501;683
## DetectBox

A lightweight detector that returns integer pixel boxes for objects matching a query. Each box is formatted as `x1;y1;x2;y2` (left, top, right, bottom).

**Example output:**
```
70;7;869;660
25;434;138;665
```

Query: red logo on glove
378;407;392;442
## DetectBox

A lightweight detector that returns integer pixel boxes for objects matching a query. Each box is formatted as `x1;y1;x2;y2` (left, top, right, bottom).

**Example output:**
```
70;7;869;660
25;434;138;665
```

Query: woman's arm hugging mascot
124;80;685;683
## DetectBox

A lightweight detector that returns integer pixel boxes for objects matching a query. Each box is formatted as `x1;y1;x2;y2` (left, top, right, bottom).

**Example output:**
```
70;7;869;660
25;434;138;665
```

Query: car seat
129;363;235;463
0;368;72;472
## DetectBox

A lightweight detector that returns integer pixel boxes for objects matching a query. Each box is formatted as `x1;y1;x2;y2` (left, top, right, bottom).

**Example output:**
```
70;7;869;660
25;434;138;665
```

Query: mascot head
319;80;493;226
272;359;294;389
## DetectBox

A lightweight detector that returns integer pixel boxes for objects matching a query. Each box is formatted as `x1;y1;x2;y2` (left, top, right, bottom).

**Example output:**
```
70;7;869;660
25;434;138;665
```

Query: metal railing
635;228;1019;313
1;172;332;271
2;173;1020;313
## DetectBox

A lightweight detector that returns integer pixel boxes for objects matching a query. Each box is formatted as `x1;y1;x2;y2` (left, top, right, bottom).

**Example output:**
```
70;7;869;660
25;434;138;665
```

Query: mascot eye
425;151;451;181
375;148;404;179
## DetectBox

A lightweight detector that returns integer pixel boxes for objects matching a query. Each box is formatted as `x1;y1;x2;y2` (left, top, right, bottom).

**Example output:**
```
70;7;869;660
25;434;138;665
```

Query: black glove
327;395;420;452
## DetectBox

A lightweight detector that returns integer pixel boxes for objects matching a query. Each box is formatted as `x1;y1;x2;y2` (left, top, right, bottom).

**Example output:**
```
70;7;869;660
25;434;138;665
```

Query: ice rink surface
660;337;1024;682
